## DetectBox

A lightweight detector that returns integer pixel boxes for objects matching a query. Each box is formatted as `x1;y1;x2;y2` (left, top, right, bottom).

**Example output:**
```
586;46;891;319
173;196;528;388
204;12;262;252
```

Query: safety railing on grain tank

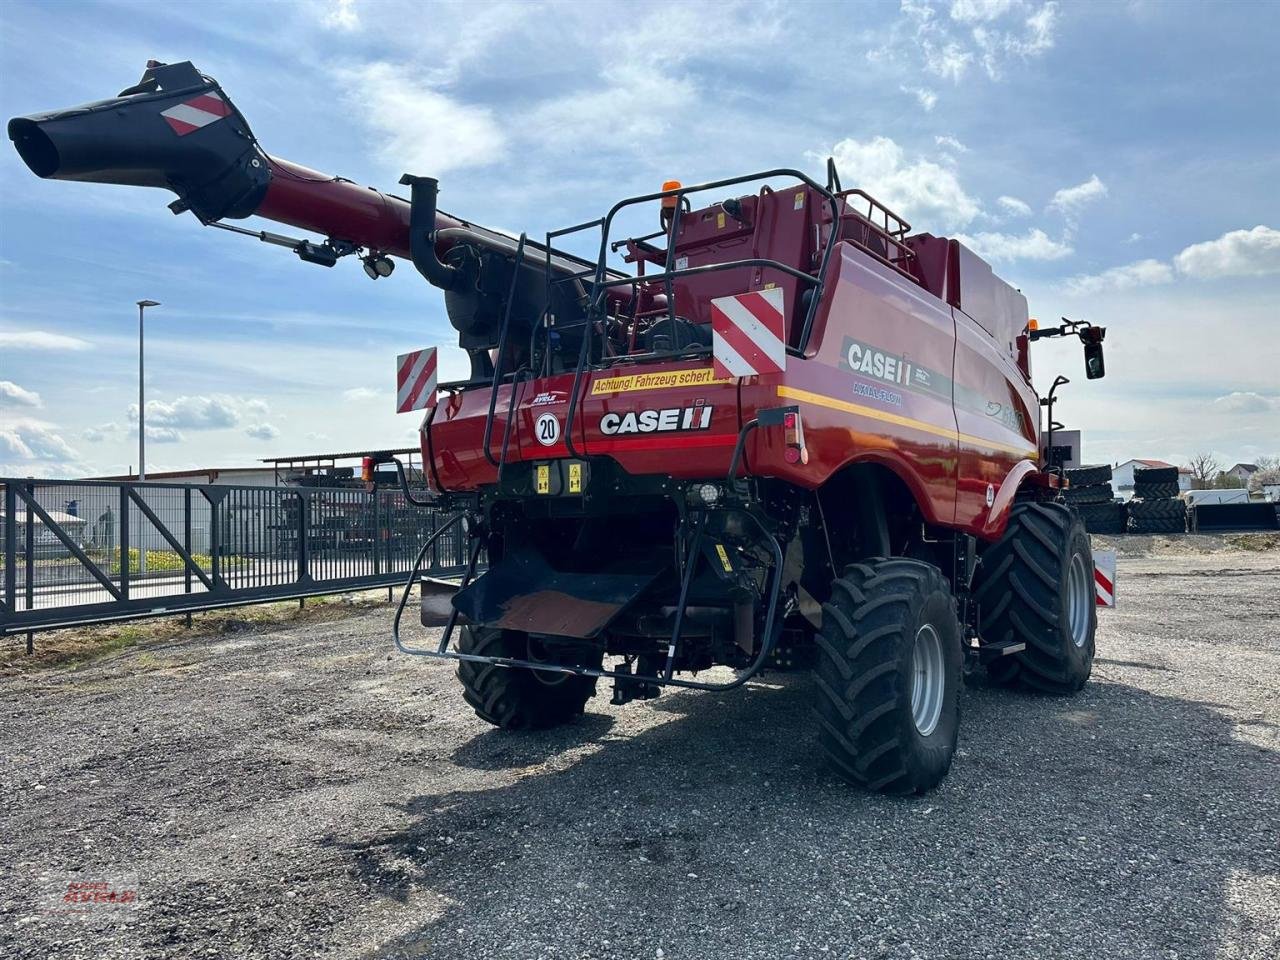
0;477;474;639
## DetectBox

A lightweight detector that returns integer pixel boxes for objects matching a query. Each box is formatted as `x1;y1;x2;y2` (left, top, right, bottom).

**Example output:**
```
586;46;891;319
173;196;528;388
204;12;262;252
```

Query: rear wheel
1128;497;1187;533
456;626;600;730
1076;501;1126;534
1065;464;1112;487
1133;480;1179;500
813;558;961;794
975;503;1095;693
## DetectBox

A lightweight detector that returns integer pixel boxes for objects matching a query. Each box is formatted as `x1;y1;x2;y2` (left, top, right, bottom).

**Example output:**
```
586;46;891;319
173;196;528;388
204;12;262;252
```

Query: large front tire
457;627;599;730
975;502;1096;693
813;558;962;794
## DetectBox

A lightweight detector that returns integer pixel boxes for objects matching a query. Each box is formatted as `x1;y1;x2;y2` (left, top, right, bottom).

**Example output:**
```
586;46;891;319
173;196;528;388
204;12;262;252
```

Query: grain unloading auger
8;58;604;382
12;59;1113;795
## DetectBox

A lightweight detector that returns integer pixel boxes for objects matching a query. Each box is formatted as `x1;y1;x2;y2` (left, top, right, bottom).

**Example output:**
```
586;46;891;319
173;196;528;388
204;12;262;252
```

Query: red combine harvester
11;61;1110;792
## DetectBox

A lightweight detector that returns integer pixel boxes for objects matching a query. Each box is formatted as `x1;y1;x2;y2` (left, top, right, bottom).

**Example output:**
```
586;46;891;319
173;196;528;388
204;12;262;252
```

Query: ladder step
973;638;1026;662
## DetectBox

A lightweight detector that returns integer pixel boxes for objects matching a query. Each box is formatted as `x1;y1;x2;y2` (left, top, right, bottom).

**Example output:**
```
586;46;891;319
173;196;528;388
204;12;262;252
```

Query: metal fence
1;477;469;639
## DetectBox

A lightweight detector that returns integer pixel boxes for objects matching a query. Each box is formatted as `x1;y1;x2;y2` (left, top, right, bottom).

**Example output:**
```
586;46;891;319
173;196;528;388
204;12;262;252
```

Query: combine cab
11;61;1110;793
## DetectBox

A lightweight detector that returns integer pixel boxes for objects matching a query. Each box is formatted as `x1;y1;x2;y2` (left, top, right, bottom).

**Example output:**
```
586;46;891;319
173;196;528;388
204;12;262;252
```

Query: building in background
1226;463;1259;485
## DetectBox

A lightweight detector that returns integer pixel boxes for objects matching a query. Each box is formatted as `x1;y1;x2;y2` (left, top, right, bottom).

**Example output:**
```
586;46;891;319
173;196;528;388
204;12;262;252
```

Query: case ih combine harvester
11;61;1110;793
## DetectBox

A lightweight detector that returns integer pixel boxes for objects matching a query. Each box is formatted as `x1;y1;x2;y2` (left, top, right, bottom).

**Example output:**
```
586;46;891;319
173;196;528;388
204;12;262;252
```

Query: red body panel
423;233;1041;541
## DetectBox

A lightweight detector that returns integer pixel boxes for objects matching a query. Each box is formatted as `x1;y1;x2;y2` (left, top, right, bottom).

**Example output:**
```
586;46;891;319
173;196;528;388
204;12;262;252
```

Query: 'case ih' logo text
599;406;713;435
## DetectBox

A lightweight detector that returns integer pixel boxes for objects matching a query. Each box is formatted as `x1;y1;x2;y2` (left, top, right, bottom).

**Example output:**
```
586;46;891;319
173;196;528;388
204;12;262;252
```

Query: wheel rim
1067;552;1092;648
526;635;569;687
910;623;946;737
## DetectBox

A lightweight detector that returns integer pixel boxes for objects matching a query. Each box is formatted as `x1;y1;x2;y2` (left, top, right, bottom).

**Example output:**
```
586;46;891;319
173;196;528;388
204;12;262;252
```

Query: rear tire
975;503;1096;694
1128;497;1187;533
1065;464;1112;487
1064;483;1114;504
1134;466;1178;485
813;558;961;794
1133;480;1179;500
1077;501;1126;534
457;626;600;730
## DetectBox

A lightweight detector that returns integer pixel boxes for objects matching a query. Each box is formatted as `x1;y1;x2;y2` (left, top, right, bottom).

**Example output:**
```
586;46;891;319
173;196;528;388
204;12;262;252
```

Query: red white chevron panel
1094;550;1116;607
160;91;232;136
711;288;786;379
396;347;438;413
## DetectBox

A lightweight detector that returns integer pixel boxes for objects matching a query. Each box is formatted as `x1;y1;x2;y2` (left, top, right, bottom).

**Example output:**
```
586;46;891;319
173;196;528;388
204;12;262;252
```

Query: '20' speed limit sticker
535;413;561;446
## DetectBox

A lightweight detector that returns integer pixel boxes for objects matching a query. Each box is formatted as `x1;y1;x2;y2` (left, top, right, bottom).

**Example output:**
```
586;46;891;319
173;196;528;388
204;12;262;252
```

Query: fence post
184;487;193;597
3;482;16;616
297;491;311;583
24;484;34;622
372;490;381;577
118;484;130;600
209;496;220;589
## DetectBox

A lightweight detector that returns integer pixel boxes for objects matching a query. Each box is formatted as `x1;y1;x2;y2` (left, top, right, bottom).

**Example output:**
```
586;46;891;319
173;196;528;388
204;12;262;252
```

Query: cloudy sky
2;0;1277;478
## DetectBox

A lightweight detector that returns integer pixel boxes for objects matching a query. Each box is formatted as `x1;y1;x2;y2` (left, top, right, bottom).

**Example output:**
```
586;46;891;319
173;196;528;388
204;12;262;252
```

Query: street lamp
136;299;160;574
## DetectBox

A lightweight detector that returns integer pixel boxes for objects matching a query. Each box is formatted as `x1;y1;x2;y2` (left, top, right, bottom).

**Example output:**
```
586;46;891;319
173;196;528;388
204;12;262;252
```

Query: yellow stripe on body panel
777;385;1036;459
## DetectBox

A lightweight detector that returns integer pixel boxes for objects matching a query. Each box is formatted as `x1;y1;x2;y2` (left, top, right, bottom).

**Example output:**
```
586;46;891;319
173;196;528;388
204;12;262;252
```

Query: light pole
136;299;160;574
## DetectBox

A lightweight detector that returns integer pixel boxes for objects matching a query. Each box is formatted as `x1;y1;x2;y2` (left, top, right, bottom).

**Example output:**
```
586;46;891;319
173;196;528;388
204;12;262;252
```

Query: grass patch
1;588;399;675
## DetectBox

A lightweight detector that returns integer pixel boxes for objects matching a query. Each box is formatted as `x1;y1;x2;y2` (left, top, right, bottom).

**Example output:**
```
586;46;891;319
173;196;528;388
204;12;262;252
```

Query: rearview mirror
1084;340;1106;379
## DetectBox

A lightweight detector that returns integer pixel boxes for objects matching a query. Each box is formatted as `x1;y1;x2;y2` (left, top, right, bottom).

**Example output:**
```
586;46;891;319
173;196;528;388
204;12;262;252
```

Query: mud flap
452;547;660;639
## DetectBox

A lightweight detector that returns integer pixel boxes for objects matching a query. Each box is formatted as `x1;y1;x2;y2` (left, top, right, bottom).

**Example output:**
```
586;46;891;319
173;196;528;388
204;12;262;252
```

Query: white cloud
0;330;91;351
1212;392;1280;414
342;63;506;175
342;387;379;402
82;423;120;443
1173;225;1280;279
1057;225;1280;298
245;423;281;441
320;0;359;31
126;394;270;432
954;227;1072;262
934;135;969;153
131;396;238;431
950;0;1019;22
1049;174;1107;214
0;419;79;464
997;195;1032;217
1059;258;1174;295
0;381;41;408
901;85;939;111
923;41;973;82
900;0;1057;82
827;136;981;230
146;426;183;444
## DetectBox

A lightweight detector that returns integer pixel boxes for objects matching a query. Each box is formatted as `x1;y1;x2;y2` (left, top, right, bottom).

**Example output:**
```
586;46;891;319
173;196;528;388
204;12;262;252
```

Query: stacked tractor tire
1127;465;1187;533
1063;464;1126;534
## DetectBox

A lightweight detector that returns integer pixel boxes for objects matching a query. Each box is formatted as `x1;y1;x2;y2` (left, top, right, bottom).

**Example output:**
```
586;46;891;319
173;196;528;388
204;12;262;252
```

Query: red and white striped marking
396;347;438;413
1094;550;1116;607
160;91;232;136
711;288;787;379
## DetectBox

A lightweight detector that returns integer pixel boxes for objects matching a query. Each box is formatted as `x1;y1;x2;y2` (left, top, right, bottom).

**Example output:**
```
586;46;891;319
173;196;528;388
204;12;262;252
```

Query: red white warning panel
1094;550;1116;607
711;288;787;379
160;91;232;136
396;347;438;413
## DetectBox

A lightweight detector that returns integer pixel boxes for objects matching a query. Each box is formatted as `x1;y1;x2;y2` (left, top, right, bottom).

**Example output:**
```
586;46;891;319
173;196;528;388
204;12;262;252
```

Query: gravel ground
1;539;1277;960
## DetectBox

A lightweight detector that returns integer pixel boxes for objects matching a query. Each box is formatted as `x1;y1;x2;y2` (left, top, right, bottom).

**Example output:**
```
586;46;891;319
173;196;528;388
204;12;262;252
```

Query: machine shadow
328;670;1276;960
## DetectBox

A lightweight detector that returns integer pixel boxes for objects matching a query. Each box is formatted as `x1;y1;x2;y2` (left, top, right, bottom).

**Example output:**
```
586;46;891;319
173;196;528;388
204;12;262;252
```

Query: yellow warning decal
568;462;582;494
714;543;733;573
590;367;731;396
535;464;550;494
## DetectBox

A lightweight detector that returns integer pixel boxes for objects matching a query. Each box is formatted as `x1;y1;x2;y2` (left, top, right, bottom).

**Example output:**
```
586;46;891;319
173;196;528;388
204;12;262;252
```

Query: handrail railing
555;168;842;466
